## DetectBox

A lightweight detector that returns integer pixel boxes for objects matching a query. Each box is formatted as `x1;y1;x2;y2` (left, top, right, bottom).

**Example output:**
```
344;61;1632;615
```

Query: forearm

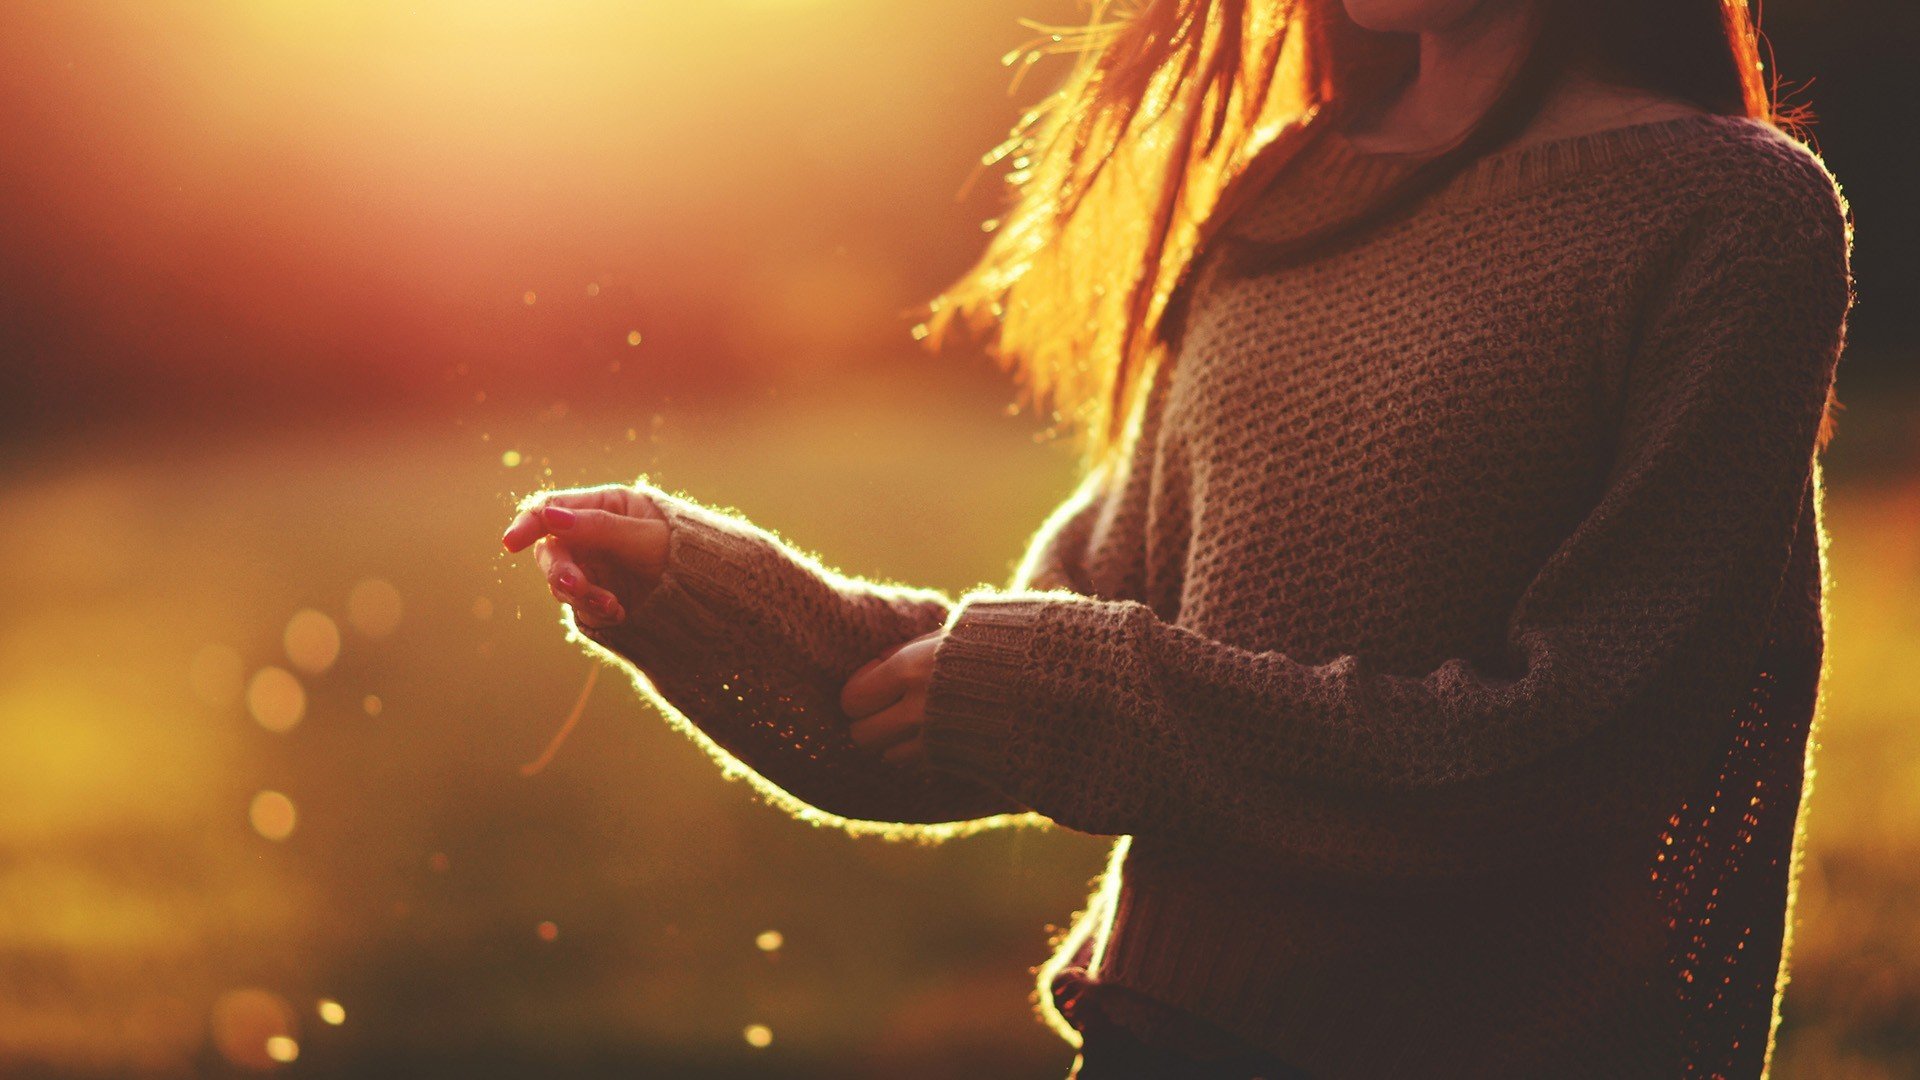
581;487;1032;832
925;591;1810;891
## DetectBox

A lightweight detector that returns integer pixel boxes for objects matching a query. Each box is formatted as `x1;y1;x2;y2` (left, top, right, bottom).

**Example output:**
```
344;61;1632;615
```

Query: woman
501;0;1853;1076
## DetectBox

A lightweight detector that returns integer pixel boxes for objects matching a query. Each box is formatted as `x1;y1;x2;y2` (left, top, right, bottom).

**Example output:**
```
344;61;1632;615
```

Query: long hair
917;1;1803;466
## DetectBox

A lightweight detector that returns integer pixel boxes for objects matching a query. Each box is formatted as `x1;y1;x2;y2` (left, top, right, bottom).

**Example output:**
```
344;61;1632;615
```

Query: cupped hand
501;484;670;631
840;629;946;769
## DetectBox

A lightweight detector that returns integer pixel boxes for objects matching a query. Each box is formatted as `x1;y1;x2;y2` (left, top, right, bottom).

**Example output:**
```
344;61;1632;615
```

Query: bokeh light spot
501;449;523;468
190;644;246;707
317;999;346;1026
250;791;297;842
428;852;451;873
362;694;383;717
755;930;783;953
536;920;559;942
283;609;341;674
522;290;536;306
346;579;404;638
744;1024;773;1048
247;668;306;733
210;989;295;1071
266;1036;299;1063
625;330;642;346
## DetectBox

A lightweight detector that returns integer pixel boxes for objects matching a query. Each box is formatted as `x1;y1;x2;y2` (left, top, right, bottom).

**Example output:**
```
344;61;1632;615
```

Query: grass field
1;368;1914;1078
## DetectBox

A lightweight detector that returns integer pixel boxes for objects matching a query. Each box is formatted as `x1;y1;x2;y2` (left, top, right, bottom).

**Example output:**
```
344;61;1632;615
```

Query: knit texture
571;111;1853;1079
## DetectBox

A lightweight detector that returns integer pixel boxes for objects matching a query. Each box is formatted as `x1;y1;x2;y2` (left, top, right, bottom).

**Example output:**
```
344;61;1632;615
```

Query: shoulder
1664;115;1851;255
1631;116;1856;361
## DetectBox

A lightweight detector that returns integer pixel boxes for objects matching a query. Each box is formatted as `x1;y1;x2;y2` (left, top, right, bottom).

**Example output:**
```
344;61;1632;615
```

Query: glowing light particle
210;989;295;1070
586;282;601;297
317;999;345;1026
250;791;297;841
190;644;246;706
625;330;642;346
247;668;306;733
744;1024;773;1048
362;694;383;717
347;579;404;638
283;609;341;674
428;852;451;873
266;1036;299;1063
522;290;537;306
501;450;523;468
536;921;559;942
755;930;783;953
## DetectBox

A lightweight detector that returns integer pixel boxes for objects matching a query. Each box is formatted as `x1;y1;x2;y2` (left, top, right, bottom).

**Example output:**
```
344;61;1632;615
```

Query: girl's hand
840;630;945;769
501;485;671;631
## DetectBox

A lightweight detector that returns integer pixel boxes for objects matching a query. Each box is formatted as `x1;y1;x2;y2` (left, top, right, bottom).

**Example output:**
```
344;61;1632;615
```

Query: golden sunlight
346;578;405;639
210;988;296;1071
189;644;246;707
246;668;306;734
283;609;342;674
249;791;298;842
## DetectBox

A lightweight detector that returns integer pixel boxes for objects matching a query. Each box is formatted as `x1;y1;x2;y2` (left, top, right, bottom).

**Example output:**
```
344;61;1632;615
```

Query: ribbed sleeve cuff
646;489;778;609
921;596;1053;790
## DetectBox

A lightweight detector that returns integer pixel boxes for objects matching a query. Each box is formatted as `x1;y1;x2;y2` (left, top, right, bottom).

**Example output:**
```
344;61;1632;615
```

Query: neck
1350;1;1539;152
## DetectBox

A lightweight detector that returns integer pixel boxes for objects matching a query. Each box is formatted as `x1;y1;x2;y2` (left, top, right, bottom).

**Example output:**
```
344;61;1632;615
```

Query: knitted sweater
572;111;1853;1079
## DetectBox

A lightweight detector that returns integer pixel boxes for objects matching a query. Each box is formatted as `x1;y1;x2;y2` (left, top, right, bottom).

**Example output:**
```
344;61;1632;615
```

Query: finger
540;508;669;573
842;628;940;699
503;485;660;551
535;537;591;599
572;589;626;629
881;737;928;769
841;654;911;719
848;695;923;754
502;505;547;553
537;539;626;626
842;641;901;694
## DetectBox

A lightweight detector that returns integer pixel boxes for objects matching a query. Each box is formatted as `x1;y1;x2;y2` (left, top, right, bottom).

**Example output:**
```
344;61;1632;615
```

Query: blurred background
0;1;1914;1076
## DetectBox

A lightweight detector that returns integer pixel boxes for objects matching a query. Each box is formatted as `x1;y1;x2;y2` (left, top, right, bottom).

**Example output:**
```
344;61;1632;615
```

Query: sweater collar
1221;111;1754;247
1316;111;1753;205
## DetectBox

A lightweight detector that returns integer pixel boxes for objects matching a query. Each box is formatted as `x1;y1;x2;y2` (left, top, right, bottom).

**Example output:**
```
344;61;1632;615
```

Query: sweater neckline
1308;111;1750;205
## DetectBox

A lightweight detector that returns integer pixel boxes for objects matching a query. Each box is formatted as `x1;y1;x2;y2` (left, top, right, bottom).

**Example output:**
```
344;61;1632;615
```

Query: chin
1341;0;1497;33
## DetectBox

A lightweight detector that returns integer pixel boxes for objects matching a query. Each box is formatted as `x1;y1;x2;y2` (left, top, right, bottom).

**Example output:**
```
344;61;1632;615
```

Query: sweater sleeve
918;162;1854;883
571;472;1109;836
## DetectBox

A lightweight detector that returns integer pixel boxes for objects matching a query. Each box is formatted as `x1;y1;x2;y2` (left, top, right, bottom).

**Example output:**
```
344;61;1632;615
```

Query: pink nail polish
543;506;576;528
557;569;580;591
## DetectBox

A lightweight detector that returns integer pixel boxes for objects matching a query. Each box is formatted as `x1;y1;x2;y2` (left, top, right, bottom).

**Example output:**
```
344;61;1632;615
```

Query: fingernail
593;592;617;612
557;569;581;591
543;506;576;528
